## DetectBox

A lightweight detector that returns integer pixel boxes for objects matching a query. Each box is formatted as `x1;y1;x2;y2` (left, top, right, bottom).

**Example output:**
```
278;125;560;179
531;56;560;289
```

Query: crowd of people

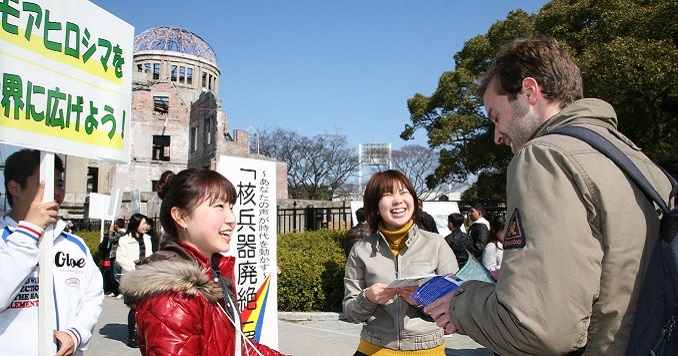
1;33;674;355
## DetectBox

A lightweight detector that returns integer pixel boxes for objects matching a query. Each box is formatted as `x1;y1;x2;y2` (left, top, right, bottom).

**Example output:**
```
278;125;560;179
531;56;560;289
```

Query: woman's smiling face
377;182;414;231
182;197;236;257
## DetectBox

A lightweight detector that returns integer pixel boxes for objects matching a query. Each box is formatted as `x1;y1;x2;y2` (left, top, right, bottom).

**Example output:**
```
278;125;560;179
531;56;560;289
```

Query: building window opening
179;66;186;83
153;63;160;80
190;126;198;153
152;135;171;161
171;65;178;82
187;68;193;85
204;117;215;146
87;167;99;193
153;96;169;114
136;64;142;72
208;74;213;90
202;71;207;88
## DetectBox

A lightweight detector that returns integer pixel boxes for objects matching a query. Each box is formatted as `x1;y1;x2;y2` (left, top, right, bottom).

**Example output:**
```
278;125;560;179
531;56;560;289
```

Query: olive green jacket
449;99;674;355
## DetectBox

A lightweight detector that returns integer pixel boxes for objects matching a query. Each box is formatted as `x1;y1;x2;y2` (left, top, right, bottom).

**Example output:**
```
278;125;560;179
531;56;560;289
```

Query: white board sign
0;0;134;163
218;155;279;349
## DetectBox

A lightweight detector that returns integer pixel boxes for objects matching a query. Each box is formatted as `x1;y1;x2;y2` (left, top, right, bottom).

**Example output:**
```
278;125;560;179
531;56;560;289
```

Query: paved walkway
89;296;492;355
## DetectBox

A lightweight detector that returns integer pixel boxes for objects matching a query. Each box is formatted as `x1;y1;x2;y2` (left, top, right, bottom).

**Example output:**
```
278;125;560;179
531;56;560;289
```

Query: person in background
444;212;474;268
417;200;439;234
425;35;674;354
342;207;371;257
343;170;458;355
98;228;113;294
116;213;152;348
0;149;103;355
107;218;126;298
120;169;286;355
482;215;505;279
467;203;490;259
146;219;160;253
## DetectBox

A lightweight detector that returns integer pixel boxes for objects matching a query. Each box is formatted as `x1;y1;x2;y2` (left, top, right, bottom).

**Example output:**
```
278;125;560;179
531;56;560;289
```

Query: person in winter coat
343;170;458;355
116;213;152;348
120;168;285;356
467;203;490;259
424;35;674;355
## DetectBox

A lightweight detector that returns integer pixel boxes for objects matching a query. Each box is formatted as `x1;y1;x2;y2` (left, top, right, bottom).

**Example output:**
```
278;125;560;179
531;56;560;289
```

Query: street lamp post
245;126;259;155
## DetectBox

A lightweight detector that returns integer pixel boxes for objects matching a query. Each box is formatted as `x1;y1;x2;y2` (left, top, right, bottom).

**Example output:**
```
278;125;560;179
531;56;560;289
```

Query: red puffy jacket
120;241;285;356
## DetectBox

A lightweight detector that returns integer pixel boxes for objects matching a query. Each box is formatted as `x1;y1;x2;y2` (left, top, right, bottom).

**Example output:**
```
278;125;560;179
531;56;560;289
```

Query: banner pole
39;152;55;355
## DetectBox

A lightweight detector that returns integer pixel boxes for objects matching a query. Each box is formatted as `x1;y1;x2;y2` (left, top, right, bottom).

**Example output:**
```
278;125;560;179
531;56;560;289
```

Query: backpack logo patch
504;208;526;249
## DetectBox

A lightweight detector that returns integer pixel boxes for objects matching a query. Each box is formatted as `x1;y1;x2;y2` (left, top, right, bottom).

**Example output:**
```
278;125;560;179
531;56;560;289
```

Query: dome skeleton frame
134;26;218;66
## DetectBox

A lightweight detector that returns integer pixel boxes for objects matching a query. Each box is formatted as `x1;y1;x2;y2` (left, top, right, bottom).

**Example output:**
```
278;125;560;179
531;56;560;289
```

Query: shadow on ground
98;323;128;343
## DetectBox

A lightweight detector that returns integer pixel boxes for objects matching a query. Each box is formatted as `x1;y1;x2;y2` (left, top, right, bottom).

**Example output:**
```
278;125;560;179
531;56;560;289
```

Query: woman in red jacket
120;168;286;356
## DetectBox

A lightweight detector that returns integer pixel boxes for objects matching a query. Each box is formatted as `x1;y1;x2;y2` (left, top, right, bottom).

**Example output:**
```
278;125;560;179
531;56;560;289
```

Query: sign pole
38;152;55;355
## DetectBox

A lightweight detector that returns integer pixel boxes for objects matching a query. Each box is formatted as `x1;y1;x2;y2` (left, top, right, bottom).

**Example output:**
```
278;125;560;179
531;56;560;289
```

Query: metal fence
71;204;507;235
277;204;353;234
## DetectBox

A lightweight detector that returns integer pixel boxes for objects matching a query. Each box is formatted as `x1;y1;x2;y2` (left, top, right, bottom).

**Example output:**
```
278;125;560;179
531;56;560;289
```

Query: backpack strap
547;126;675;214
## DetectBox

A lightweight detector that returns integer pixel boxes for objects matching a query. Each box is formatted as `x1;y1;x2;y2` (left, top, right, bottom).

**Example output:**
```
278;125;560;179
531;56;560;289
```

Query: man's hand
365;283;398;304
397;285;419;306
54;330;76;356
24;181;59;230
424;291;458;334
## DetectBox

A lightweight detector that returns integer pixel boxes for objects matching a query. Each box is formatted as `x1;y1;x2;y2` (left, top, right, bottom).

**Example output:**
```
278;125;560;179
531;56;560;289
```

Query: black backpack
548;126;678;355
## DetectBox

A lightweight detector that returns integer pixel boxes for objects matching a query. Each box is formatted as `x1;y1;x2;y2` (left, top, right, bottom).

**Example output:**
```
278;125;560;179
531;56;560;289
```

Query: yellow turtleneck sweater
379;219;414;256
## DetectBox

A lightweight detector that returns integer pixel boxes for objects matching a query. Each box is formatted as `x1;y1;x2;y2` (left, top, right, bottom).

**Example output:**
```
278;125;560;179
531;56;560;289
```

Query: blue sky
2;1;550;199
89;0;549;150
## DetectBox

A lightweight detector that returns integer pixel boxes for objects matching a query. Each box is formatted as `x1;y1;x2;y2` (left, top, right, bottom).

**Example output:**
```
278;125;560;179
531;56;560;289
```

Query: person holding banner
0;149;104;356
343;170;458;355
120;169;285;356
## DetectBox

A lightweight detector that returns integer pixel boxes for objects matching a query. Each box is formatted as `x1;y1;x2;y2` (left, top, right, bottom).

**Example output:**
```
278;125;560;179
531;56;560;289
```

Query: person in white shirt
116;213;152;348
0;149;103;355
482;215;505;276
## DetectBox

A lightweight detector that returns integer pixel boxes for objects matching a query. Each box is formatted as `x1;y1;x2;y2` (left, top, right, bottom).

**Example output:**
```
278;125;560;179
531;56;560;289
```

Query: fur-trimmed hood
120;256;224;305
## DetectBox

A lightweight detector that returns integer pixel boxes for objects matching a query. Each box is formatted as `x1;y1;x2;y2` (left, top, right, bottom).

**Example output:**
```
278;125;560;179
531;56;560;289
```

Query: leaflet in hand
386;274;437;289
411;253;495;307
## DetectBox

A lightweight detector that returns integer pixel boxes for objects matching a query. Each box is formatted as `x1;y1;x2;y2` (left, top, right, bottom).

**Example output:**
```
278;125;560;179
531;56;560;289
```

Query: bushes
76;230;104;264
277;229;347;312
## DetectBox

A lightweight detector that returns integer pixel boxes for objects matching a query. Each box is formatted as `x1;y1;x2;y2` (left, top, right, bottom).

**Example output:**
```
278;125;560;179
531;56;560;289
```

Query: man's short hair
478;35;583;108
471;203;486;217
114;218;126;230
3;149;64;207
448;213;465;229
355;207;366;224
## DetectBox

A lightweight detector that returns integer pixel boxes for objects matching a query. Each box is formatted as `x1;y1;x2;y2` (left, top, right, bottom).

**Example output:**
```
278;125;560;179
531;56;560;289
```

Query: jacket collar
534;98;618;139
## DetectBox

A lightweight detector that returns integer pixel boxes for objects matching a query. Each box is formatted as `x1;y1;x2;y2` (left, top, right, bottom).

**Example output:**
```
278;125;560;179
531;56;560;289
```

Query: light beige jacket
449;99;674;355
344;226;458;350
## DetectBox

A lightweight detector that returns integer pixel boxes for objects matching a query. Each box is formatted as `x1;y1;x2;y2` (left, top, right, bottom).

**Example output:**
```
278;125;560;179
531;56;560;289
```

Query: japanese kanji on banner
218;155;279;348
0;0;133;163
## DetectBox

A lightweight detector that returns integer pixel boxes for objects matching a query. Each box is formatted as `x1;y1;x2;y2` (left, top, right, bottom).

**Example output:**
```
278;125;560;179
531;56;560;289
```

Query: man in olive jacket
425;35;674;355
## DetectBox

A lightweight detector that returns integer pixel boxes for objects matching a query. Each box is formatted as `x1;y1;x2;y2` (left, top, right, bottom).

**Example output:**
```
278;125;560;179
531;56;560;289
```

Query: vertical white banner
218;155;279;349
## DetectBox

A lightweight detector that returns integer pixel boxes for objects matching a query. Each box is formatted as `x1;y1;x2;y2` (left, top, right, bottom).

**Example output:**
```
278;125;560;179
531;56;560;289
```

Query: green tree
403;0;677;205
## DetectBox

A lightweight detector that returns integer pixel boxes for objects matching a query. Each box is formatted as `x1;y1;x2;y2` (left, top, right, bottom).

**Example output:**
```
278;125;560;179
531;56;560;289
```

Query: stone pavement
89;296;492;355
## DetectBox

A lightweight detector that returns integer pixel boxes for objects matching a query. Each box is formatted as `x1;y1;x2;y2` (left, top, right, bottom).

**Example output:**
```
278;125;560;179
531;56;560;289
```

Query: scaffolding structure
358;143;392;193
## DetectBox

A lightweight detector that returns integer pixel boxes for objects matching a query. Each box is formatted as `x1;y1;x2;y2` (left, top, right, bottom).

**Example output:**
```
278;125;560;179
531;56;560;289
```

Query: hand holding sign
24;181;59;230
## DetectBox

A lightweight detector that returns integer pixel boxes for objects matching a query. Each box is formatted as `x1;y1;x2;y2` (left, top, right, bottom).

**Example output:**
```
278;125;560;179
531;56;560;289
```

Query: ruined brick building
60;26;287;221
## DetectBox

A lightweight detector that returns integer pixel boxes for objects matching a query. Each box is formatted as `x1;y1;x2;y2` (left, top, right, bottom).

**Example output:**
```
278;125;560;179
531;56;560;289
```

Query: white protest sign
218;155;279;349
0;0;134;163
